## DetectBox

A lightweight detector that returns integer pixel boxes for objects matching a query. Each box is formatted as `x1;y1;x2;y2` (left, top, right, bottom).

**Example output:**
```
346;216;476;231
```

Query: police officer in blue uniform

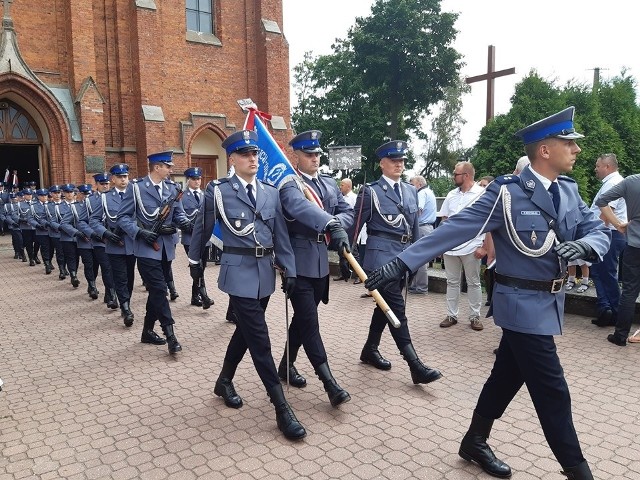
90;164;135;325
276;130;353;407
179;166;212;307
57;184;82;288
46;185;67;279
86;173;118;310
365;108;609;480
1;193;23;258
29;188;53;274
18;188;37;265
117;151;189;354
188;130;306;440
351;140;442;386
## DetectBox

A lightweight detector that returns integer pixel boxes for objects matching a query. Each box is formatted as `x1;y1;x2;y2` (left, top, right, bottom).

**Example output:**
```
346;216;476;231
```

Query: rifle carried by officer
149;184;184;252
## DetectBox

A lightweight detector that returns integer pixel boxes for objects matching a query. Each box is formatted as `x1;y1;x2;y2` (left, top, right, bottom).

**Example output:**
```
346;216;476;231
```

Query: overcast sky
282;0;640;149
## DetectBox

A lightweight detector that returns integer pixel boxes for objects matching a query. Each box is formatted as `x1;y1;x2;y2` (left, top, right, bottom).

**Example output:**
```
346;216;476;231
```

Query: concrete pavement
1;236;639;479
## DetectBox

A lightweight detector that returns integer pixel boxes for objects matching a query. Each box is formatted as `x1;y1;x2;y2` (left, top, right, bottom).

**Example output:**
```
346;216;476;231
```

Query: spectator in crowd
478;175;495;188
439;161;487;331
408;175;437;294
334;178;357;281
565;261;590;293
589;153;627;327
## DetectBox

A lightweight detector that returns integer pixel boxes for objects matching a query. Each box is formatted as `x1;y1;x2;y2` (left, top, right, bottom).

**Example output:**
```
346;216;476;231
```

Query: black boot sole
458;448;512;478
329;391;351;407
213;384;243;409
411;370;443;385
360;354;392;371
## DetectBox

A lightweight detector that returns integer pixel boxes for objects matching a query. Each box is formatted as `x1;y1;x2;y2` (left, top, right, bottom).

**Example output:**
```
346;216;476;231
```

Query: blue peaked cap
515;106;584;145
36;189;48;196
49;185;62;193
109;163;129;175
93;172;110;183
147;151;174;165
376;140;408;160
289;130;323;153
78;184;92;193
184;167;202;178
62;183;76;193
222;130;259;155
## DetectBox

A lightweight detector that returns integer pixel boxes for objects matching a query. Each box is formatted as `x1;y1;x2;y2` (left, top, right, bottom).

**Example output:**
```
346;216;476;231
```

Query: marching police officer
86;173;118;310
117;151;189;354
57;184;82;288
18;188;37;265
179;166;213;307
1;192;23;258
46;185;67;279
276;130;353;407
188;130;306;440
351;140;442;386
29;188;54;274
364;108;609;480
90;164;135;325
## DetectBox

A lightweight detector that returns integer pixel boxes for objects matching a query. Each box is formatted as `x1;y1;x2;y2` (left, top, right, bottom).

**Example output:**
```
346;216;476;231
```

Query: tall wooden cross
465;45;515;124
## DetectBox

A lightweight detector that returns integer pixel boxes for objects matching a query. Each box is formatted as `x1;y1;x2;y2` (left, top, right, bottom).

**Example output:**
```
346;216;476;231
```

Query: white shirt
343;190;357;208
590;171;627;229
439;183;485;256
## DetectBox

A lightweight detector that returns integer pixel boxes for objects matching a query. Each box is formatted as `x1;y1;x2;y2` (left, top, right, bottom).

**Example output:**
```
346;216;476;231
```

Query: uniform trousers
476;328;584;468
136;252;175;327
92;247;114;290
108;253;136;304
35;234;51;262
50;237;65;268
20;228;35;259
33;234;40;257
369;277;411;348
11;229;23;253
614;245;640;339
288;275;329;368
77;247;95;282
60;240;78;273
226;295;279;390
162;259;174;284
590;230;626;317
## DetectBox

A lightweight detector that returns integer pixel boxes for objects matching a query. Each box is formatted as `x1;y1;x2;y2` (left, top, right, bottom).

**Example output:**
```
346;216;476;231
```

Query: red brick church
0;0;290;187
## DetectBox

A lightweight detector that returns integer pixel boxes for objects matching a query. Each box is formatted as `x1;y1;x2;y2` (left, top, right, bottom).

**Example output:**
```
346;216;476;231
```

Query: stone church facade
0;0;290;186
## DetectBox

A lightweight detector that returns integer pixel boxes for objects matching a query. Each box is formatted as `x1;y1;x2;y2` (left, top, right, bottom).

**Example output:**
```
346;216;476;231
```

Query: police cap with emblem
93;172;110;183
78;184;93;193
23;188;33;196
289;130;323;153
16;191;24;197
49;184;62;193
222;130;259;155
184;167;202;178
109;163;129;175
514;106;584;145
62;183;76;193
36;188;48;196
9;192;16;199
375;140;408;160
147;151;174;166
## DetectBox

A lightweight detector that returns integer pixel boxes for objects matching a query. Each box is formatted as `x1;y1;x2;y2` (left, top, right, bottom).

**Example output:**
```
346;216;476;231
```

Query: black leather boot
14;251;19;259
278;344;306;388
69;271;80;288
225;302;237;323
190;284;202;306
168;281;179;301
162;325;182;354
141;317;165;344
22;249;27;262
560;461;594;480
400;343;442;384
88;281;99;299
459;411;512;478
120;301;135;327
34;255;41;265
44;261;52;275
360;343;392;370
315;362;351;407
199;278;214;310
267;384;306;440
213;361;243;409
107;289;119;310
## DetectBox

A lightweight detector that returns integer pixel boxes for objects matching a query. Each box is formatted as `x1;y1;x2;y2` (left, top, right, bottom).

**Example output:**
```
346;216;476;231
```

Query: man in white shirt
339;178;357;208
589;153;627;327
439;161;487;331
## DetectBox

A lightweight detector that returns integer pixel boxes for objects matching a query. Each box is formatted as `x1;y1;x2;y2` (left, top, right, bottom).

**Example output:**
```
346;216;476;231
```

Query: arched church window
0;103;40;142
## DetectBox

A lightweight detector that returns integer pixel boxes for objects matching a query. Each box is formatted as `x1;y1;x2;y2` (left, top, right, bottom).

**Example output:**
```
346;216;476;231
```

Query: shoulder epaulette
260;181;277;189
557;175;576;183
494;174;519;185
216;178;229;184
366;181;378;187
131;178;139;184
164;179;176;185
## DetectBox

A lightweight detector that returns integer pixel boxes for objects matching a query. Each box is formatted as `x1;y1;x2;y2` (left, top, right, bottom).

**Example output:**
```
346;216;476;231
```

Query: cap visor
555;132;584;140
235;146;259;153
301;147;323;154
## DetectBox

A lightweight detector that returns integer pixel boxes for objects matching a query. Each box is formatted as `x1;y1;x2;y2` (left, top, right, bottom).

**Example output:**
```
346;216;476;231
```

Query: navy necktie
393;183;401;202
312;178;324;200
119;191;124;200
549;182;560;213
154;184;161;198
194;190;200;204
246;184;256;208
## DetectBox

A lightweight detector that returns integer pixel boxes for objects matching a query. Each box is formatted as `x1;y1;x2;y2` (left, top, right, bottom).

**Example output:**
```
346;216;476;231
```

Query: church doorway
0;100;45;188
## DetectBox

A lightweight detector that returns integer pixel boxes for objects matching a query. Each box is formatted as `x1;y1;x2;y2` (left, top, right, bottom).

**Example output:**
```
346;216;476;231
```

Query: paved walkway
0;236;639;479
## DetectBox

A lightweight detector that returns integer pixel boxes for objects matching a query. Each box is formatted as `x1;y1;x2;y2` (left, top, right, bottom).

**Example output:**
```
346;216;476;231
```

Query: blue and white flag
253;115;298;189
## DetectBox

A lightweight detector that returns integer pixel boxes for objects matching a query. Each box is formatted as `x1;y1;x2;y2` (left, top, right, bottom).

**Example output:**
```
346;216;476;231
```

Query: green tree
350;0;462;139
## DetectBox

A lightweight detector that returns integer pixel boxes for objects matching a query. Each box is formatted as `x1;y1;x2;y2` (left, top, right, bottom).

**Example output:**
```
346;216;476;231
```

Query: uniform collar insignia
232;183;239;191
382;184;388;191
525;179;535;189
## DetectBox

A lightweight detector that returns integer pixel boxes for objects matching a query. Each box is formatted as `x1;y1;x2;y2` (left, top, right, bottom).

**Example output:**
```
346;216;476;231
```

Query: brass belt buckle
255;246;264;258
550;278;564;293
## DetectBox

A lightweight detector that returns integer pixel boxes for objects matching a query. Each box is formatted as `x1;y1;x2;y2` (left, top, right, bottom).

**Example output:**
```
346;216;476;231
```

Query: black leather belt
223;246;273;258
368;230;411;244
495;272;565;294
290;232;325;243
